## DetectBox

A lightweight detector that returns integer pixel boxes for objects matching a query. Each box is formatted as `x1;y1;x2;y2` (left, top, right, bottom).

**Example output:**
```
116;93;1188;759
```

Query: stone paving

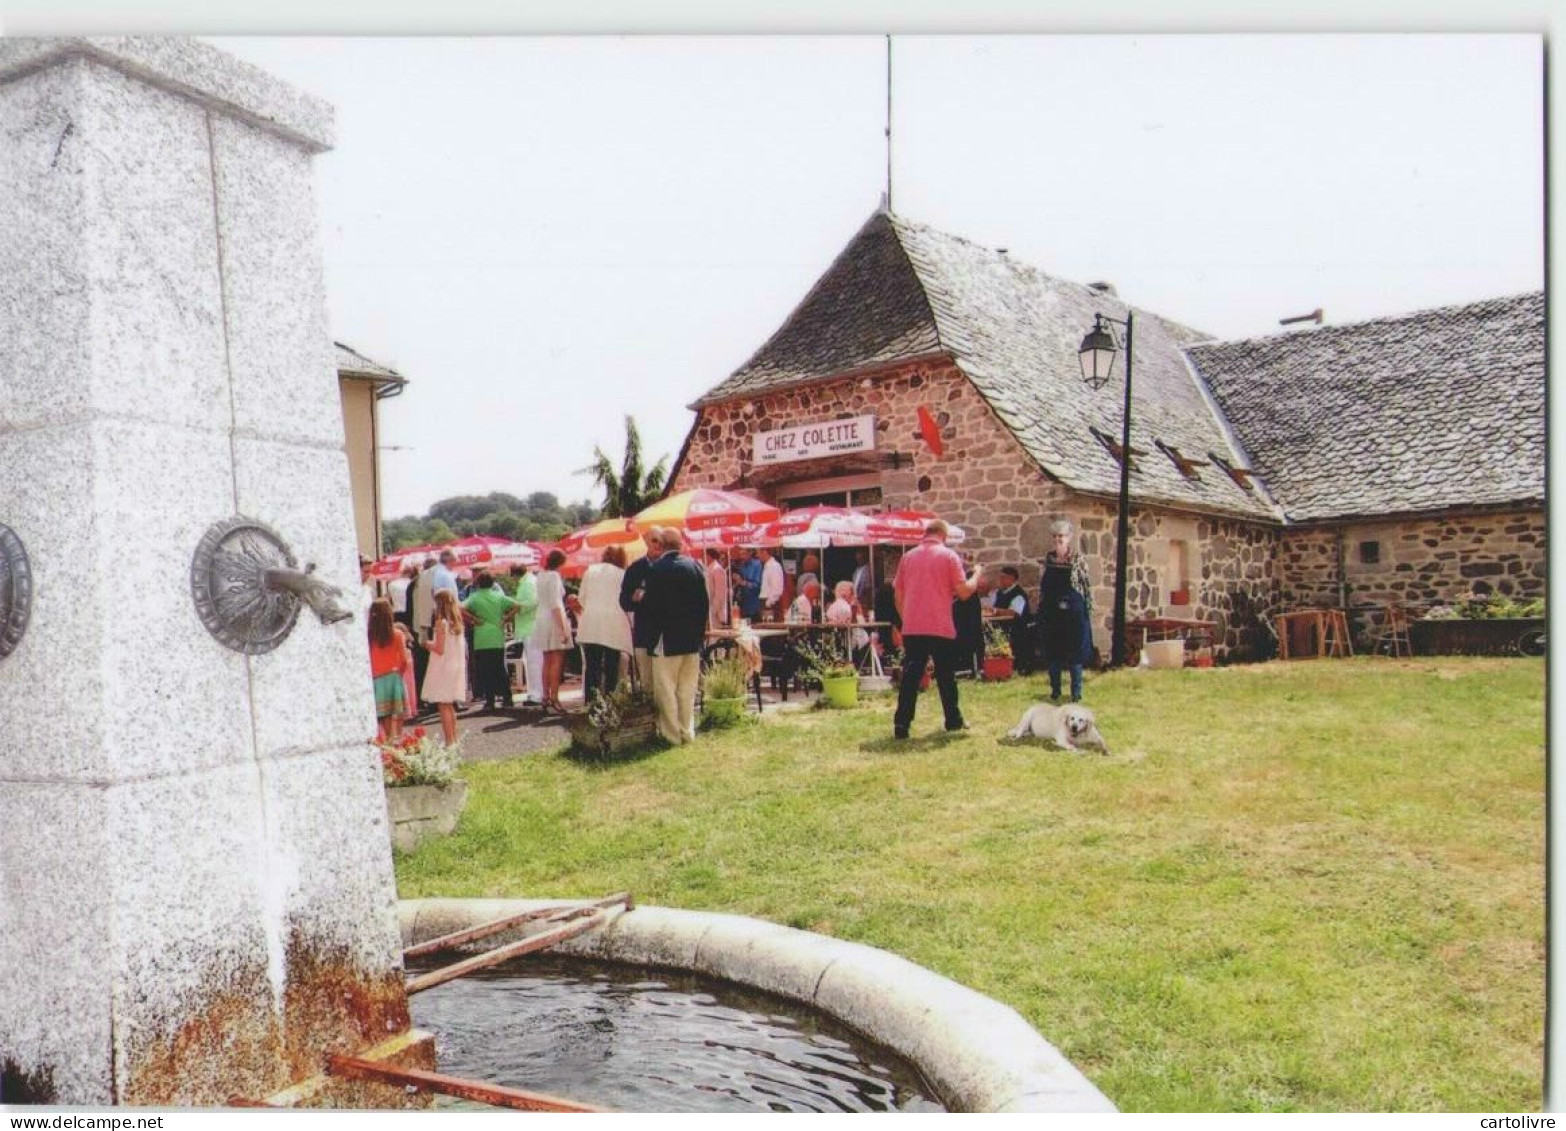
412;674;822;765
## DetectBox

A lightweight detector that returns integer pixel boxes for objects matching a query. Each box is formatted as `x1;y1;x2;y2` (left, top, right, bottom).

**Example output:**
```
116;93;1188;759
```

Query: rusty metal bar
405;909;613;995
326;1054;605;1113
403;892;632;961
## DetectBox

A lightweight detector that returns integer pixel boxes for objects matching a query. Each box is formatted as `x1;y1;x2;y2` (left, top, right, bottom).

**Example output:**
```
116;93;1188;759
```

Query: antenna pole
885;34;893;212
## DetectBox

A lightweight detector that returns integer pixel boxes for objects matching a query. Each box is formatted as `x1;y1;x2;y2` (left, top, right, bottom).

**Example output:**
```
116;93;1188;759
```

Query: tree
578;415;670;518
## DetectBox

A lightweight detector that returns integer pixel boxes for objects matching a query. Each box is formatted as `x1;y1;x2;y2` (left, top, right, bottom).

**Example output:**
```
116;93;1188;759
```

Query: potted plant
379;728;467;852
981;624;1014;681
794;635;859;708
569;685;659;757
701;652;749;727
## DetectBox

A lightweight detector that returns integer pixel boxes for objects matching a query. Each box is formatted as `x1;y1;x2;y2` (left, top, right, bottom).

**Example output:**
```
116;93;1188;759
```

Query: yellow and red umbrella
558;518;641;554
631;488;780;533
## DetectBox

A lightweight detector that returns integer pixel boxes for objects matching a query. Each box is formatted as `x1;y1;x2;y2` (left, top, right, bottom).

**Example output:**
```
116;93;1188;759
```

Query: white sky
0;6;1546;517
193;33;1541;519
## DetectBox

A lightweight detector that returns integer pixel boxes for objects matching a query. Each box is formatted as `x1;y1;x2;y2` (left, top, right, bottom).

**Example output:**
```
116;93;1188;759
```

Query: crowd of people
362;545;584;745
362;515;1098;747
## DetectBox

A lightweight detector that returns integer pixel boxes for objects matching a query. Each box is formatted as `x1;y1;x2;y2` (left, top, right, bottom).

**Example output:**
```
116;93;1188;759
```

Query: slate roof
1187;292;1545;521
697;211;1281;521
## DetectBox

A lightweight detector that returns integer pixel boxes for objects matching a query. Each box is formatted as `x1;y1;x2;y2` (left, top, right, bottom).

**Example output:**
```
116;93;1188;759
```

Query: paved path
407;698;575;764
410;675;825;766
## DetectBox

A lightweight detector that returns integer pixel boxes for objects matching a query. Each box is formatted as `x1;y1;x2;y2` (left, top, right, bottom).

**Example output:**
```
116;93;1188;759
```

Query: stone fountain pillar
0;38;429;1106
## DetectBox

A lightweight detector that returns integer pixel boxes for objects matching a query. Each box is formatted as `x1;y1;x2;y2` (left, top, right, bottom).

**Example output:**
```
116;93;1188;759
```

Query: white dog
1007;702;1110;754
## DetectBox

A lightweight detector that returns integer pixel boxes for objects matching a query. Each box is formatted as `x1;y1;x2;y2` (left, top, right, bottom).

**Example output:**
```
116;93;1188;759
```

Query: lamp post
1078;310;1134;668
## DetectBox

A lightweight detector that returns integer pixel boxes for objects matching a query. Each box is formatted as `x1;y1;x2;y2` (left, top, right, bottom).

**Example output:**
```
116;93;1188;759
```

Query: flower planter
981;655;1014;681
570;712;659;755
702;696;746;727
385;780;468;853
1410;617;1546;657
821;673;859;708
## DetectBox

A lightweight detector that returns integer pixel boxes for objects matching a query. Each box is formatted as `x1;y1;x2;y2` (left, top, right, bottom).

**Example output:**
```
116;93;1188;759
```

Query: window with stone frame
1359;540;1381;564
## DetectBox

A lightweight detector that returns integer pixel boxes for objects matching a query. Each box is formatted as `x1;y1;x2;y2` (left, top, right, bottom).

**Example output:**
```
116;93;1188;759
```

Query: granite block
93;418;252;781
0;781;114;1105
0;60;91;434
0;416;264;784
234;436;373;758
894;998;1112;1113
811;943;949;1050
104;761;289;1105
0;37;333;152
256;745;413;1074
0;423;106;782
552;904;707;971
257;744;403;967
688;914;847;1003
211;114;343;449
79;60;229;433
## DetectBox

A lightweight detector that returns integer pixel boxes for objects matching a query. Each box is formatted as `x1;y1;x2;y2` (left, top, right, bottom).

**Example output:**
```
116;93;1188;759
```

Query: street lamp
1078;310;1134;668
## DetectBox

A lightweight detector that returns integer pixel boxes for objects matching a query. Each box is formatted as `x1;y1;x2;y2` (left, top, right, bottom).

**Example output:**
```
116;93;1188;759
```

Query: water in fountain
410;954;944;1112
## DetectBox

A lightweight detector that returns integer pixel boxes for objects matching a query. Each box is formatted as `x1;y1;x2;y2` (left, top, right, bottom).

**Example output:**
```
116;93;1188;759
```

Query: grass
395;657;1546;1111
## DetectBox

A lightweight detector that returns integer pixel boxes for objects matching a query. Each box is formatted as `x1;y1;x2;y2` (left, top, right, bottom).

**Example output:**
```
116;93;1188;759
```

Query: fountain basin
400;899;1116;1113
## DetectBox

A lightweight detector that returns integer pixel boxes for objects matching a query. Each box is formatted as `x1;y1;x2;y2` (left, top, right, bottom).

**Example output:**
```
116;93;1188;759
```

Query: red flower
413;726;427;739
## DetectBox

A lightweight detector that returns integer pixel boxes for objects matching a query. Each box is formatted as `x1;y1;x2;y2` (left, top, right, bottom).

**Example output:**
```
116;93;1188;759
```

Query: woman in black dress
1038;519;1094;702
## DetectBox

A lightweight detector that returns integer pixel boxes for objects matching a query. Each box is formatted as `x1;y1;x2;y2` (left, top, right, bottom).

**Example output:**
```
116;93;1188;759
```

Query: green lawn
396;657;1546;1111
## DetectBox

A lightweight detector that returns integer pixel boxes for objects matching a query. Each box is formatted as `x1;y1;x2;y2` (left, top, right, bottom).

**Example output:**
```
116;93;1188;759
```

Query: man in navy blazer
619;527;660;687
642;527;710;744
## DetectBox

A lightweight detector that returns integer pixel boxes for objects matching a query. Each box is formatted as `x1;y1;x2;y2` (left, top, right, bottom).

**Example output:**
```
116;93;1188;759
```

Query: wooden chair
1368;603;1413;658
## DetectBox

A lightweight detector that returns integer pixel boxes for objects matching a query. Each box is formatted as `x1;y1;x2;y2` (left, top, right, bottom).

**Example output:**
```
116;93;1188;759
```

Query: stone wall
1282;508;1547;613
674;358;1074;586
674;359;1283;658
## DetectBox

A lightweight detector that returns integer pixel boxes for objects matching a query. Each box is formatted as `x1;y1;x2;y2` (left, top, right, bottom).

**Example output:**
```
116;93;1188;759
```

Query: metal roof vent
1087;281;1117;296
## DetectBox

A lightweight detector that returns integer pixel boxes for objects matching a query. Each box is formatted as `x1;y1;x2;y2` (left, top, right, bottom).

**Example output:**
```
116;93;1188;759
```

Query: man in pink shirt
892;519;982;738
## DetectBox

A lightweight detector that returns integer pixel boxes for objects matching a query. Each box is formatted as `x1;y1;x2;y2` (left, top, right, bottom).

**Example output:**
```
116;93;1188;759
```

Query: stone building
668;210;1544;658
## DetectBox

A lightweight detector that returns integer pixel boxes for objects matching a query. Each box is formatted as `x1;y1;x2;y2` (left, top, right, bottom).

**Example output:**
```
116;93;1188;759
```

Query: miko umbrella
632;488;780;533
559;518;642;554
369;543;440;580
863;510;965;545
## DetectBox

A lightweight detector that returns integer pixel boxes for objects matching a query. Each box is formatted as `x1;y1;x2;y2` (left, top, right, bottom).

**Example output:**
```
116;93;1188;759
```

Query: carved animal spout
263;564;355;626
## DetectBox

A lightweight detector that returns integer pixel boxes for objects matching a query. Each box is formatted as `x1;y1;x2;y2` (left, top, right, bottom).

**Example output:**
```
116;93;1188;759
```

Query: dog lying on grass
1006;702;1110;754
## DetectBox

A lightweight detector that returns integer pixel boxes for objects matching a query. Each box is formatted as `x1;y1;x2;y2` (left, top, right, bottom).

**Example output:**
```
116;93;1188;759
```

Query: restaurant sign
753;414;877;466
